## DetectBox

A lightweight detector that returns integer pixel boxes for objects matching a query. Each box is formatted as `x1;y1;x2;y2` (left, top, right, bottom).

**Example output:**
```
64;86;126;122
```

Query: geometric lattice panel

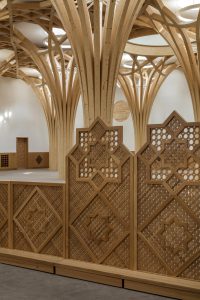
67;118;133;269
13;183;64;257
0;183;9;248
137;111;200;280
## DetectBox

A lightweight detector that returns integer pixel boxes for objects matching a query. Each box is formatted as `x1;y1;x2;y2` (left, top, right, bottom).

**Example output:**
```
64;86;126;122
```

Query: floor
0;264;176;300
0;169;64;183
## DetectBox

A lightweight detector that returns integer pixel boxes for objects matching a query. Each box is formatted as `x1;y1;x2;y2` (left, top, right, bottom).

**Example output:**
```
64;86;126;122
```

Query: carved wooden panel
67;118;133;269
0;183;8;248
12;183;64;257
137;112;200;280
0;153;17;170
28;152;49;168
16;137;28;169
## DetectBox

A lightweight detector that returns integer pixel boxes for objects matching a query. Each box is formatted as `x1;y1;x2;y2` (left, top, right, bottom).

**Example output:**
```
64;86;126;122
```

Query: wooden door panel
16;138;28;169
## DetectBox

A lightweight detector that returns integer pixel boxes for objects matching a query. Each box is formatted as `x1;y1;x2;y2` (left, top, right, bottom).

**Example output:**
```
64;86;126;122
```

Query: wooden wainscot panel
11;182;65;258
0;182;9;248
137;111;200;282
56;266;122;287
0;153;17;170
66;118;134;269
0;248;56;273
0;248;199;299
124;274;200;300
28;152;49;168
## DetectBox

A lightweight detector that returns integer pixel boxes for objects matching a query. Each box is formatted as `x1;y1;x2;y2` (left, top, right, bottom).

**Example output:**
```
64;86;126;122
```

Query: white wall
112;86;135;151
0;77;49;152
149;69;194;124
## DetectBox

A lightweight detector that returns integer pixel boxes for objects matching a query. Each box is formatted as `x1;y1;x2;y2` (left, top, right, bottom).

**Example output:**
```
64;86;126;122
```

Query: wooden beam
0;248;199;300
125;42;174;57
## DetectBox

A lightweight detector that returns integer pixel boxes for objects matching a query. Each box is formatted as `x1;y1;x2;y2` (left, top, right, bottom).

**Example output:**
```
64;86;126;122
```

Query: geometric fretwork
71;118;123;182
137;111;200;280
67;118;133;269
13;184;64;257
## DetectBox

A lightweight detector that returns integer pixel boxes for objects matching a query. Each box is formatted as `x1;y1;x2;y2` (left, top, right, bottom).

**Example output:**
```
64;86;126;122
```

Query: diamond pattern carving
36;155;43;164
14;186;63;254
67;118;132;268
137;112;200;280
71;195;127;262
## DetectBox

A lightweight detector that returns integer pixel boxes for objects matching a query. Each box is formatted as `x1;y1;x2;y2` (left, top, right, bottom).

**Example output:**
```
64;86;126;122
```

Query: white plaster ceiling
129;34;168;46
0;49;14;62
11;2;199;49
19;67;41;77
14;22;70;49
163;0;200;21
14;22;48;47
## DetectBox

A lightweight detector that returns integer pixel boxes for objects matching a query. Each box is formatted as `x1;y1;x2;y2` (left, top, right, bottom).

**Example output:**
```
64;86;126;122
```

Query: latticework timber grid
67;118;133;269
137;111;200;280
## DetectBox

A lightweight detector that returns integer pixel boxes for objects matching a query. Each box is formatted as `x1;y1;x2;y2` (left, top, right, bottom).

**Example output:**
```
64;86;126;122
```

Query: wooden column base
0;248;199;300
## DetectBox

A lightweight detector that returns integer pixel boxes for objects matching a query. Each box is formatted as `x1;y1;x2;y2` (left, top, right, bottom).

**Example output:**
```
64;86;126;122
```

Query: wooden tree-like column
118;44;177;150
22;75;58;171
9;3;81;177
143;0;200;121
15;34;80;177
51;0;145;125
1;55;59;171
0;2;60;171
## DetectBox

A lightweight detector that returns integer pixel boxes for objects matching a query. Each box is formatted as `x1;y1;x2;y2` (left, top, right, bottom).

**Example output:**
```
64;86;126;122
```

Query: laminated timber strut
119;44;178;150
145;0;200;121
51;0;145;125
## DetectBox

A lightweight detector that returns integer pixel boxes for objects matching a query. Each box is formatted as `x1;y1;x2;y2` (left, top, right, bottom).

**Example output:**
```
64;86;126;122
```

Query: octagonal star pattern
156;216;192;255
70;118;124;184
86;214;113;244
137;111;200;280
14;187;62;253
68;118;132;268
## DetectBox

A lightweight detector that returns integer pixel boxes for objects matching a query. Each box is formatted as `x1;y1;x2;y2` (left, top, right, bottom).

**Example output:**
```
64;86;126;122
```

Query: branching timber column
0;3;59;172
145;0;200;121
118;51;177;151
12;15;80;178
22;75;58;171
51;0;145;125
